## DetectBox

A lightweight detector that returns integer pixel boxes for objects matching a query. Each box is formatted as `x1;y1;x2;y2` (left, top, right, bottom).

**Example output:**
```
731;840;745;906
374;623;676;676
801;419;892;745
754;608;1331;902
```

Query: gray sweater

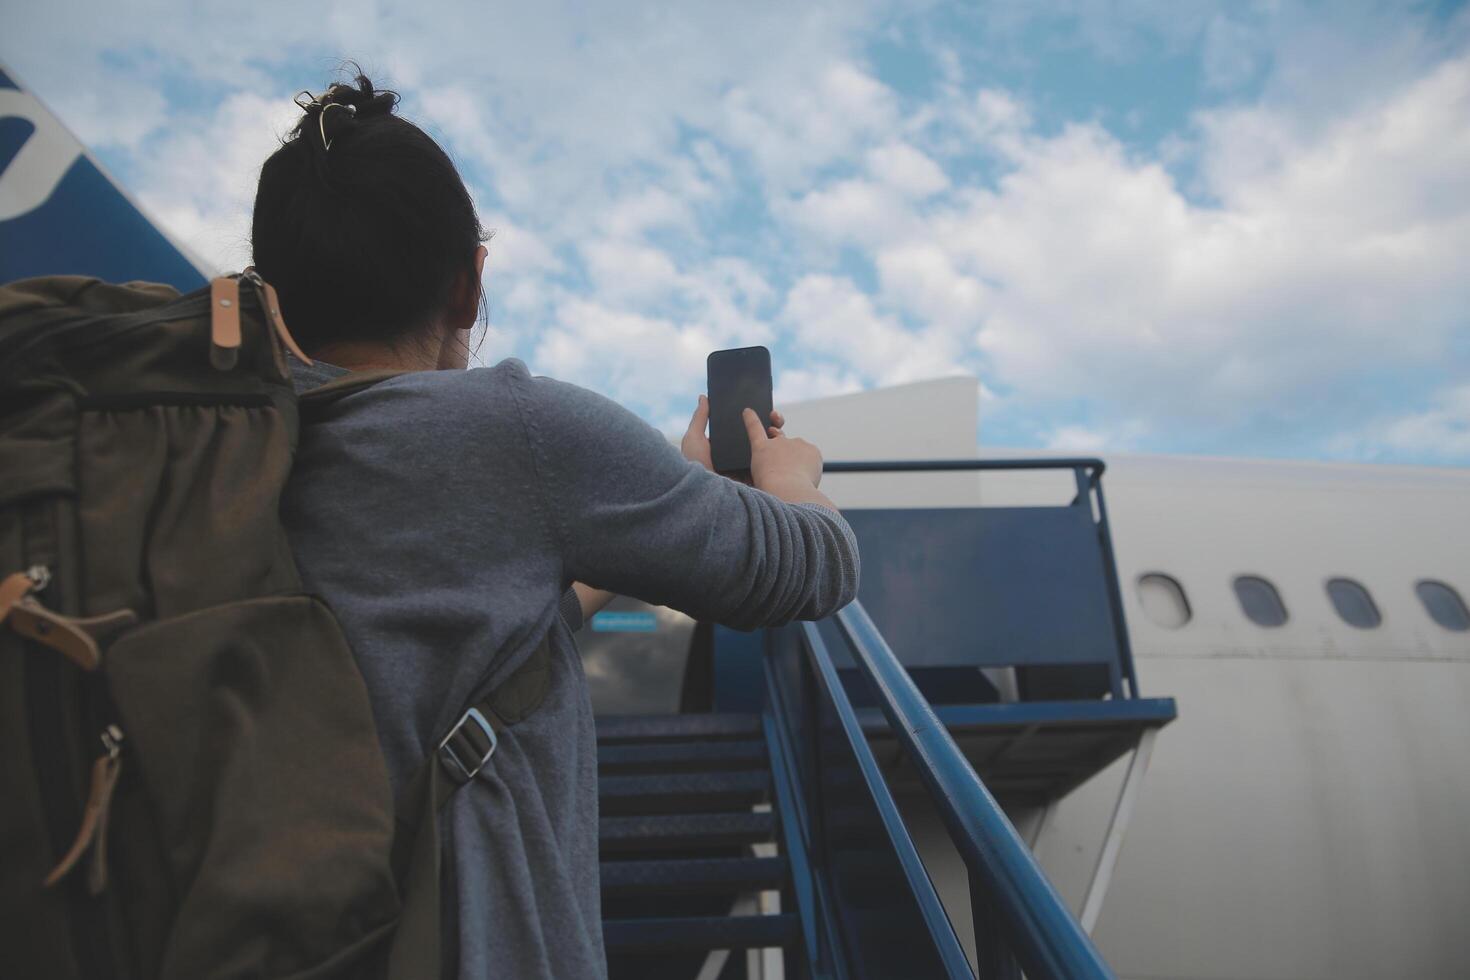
283;358;860;979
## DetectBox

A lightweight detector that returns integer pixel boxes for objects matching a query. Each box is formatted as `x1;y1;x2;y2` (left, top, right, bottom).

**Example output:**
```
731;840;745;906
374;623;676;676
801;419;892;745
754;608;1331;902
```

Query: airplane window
1326;578;1380;629
1234;575;1288;627
1137;574;1191;629
1415;580;1470;632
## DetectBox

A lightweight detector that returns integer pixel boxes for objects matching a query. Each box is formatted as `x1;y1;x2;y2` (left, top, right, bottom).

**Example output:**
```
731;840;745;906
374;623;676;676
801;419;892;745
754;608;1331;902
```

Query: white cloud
1045;420;1149;453
597;186;699;241
767;35;1469;455
1201;13;1265;92
581;240;683;305
129;91;298;271
917;86;1033;161
922;54;1470;439
780;274;969;386
465;322;519;370
865;142;949;199
45;74;169;152
774;365;865;405
690;139;733;186
786;177;919;249
1333;385;1470;462
720;61;900;190
529;253;774;408
532;298;714;406
874;243;986;331
696;257;775;311
495;277;553;318
484;213;560;277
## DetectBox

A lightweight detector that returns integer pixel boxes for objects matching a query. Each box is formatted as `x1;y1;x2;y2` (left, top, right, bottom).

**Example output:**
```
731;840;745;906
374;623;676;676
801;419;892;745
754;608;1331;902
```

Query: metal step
598;739;767;773
599;771;769;815
600;812;777;853
601;856;788;897
603;913;800;952
596;713;762;743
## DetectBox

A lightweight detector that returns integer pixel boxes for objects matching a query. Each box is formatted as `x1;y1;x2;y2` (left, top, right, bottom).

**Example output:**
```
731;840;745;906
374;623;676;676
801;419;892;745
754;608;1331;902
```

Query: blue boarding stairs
596;459;1178;979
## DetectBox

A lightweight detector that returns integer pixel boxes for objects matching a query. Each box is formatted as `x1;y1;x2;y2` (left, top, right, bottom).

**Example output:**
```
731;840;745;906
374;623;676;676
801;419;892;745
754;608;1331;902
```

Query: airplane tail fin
0;64;210;290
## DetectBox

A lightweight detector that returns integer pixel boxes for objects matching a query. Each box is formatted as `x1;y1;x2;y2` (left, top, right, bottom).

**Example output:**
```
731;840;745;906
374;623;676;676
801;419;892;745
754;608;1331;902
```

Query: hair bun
292;70;401;158
322;74;399;120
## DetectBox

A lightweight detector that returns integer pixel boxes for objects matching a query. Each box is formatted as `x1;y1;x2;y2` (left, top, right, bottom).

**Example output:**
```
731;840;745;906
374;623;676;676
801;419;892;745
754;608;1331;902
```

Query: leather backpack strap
384;637;554;980
297;370;408;417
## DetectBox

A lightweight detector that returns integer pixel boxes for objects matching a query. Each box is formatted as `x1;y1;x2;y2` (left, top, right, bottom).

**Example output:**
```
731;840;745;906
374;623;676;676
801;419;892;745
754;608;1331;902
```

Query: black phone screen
707;346;773;474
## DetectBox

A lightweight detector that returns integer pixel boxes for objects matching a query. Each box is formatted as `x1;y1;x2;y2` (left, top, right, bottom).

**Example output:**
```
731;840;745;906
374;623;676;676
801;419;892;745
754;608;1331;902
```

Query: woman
257;75;860;979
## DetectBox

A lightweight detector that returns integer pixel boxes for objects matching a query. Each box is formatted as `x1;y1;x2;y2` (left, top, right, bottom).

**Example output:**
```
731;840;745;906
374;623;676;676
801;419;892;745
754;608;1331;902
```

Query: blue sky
4;0;1469;463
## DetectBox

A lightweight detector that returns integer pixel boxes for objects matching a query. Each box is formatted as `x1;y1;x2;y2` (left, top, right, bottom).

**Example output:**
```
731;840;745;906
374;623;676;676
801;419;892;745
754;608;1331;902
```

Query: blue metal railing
761;456;1125;978
821;456;1139;698
765;602;1113;979
823;456;1108;475
814;618;971;976
836;602;1114;978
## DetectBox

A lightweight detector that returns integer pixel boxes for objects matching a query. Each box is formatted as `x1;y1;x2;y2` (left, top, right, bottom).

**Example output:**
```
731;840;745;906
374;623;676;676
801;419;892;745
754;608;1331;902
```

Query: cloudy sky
4;0;1468;463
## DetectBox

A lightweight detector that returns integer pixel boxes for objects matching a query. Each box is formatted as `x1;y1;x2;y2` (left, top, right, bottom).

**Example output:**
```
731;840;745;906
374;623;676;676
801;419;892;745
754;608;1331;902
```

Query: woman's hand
571;582;616;622
681;394;784;474
743;407;824;494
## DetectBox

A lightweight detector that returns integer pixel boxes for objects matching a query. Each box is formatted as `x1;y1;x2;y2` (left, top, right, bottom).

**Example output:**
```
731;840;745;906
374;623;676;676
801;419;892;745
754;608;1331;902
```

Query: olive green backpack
0;274;549;979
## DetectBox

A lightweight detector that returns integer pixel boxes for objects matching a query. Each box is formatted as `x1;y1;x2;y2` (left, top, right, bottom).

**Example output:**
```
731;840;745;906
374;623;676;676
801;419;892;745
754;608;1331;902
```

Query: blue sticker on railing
591;611;658;633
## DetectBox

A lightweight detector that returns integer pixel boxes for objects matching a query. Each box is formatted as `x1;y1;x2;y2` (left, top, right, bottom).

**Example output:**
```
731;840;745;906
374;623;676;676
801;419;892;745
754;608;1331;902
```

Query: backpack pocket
104;593;399;980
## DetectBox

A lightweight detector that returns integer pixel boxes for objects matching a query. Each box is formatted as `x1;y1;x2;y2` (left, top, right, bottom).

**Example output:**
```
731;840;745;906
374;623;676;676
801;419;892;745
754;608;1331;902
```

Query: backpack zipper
19;547;118;980
44;724;124;894
0;564;52;614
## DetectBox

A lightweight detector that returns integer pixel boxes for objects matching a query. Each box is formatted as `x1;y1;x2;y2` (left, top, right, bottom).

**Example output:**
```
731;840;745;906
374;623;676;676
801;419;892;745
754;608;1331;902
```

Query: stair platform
859;697;1177;805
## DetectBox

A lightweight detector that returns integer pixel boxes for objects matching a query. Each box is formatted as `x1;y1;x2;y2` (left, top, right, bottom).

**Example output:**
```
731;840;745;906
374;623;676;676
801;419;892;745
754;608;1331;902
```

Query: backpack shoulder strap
297;370;407;414
385;638;553;979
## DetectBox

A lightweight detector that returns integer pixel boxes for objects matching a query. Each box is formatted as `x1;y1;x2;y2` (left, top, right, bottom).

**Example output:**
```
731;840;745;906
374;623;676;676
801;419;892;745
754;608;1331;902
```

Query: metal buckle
438;707;498;784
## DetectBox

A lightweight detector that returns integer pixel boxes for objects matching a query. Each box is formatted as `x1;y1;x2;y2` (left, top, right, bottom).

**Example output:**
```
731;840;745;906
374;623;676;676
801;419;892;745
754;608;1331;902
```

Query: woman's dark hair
251;71;487;354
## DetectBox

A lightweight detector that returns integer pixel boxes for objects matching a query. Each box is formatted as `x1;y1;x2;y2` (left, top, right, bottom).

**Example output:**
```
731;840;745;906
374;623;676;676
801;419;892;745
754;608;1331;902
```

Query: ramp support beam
1080;727;1158;934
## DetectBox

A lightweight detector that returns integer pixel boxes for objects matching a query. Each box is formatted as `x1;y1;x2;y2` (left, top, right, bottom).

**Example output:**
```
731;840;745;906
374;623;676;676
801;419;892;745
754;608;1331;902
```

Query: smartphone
707;346;773;475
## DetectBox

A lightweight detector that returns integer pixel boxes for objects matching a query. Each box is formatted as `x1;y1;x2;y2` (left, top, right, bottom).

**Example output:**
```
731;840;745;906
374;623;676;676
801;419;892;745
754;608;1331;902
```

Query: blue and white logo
0;65;206;290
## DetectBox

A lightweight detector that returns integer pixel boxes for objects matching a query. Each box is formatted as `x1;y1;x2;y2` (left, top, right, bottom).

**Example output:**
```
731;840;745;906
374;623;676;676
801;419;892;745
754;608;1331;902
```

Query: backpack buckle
438;707;498;785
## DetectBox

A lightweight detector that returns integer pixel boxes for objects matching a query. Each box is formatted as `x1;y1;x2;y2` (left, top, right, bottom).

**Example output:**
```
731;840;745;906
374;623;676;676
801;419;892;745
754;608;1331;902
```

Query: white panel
779;376;980;462
779;376;985;509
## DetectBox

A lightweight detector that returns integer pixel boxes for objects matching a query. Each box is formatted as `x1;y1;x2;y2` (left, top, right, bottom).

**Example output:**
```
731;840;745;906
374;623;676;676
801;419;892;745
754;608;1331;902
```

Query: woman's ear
447;245;489;332
438;246;489;370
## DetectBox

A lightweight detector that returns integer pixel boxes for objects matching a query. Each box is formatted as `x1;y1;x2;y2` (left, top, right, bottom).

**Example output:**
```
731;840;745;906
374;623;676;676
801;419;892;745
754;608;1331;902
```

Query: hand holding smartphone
694;345;831;508
706;346;774;476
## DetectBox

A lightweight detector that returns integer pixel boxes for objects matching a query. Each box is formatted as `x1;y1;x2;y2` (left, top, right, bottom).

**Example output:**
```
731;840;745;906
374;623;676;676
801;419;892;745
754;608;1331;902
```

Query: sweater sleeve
507;363;859;630
558;587;585;632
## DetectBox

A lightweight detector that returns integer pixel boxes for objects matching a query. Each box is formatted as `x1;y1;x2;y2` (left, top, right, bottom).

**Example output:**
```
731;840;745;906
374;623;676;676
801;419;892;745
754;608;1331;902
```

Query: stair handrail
823;456;1106;475
832;600;1115;980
